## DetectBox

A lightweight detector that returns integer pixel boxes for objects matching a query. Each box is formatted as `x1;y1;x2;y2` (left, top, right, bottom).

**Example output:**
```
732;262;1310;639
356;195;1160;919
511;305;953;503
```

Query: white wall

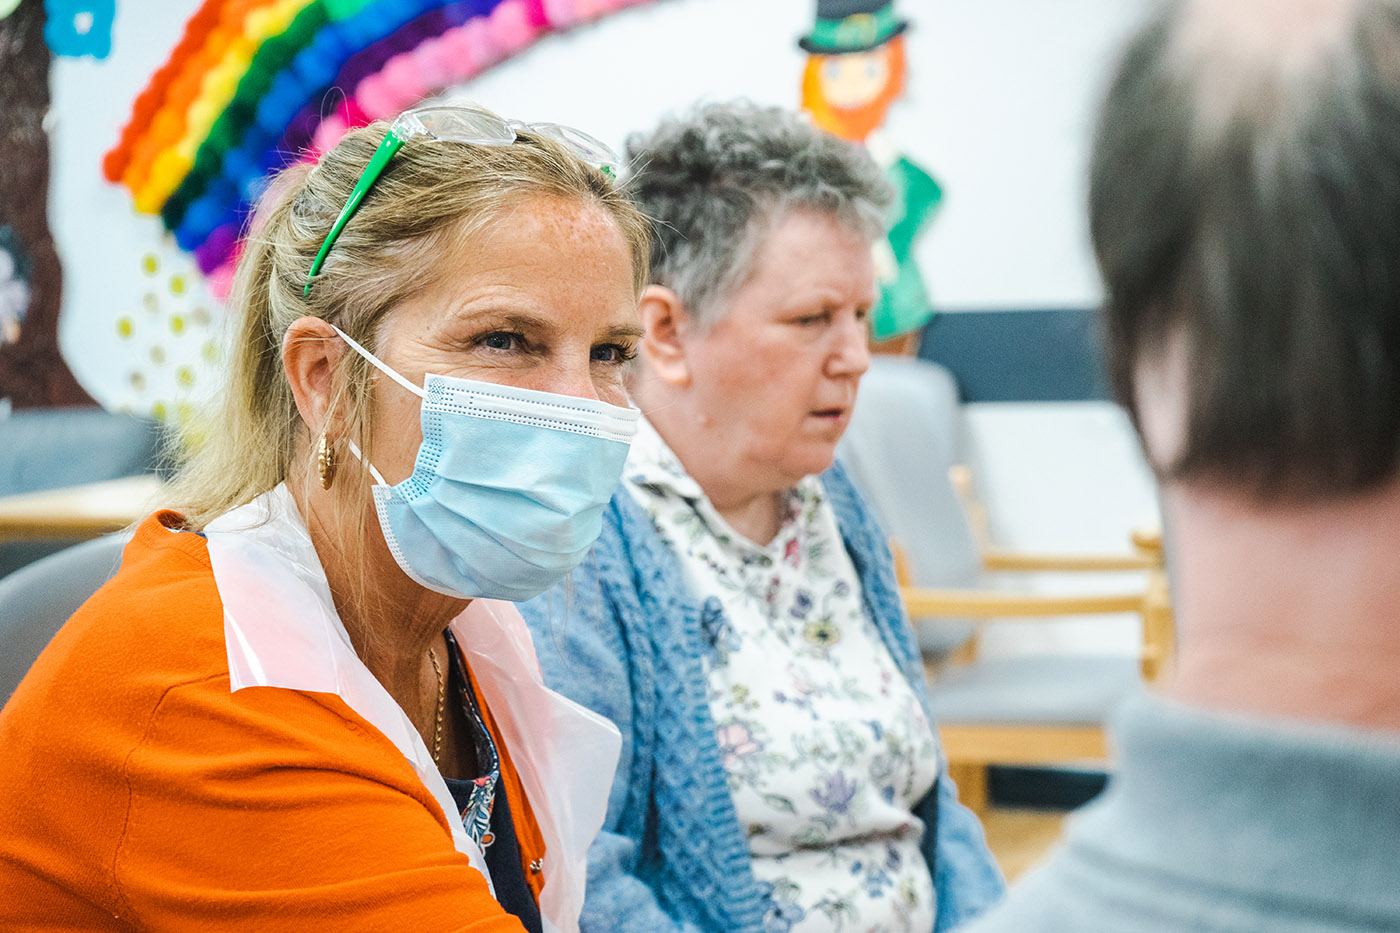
459;0;1155;310
45;0;1162;651
457;0;1163;656
964;402;1160;657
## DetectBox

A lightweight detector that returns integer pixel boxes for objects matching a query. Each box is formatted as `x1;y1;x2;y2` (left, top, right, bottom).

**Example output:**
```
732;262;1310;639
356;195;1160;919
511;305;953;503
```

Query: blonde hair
166;120;651;535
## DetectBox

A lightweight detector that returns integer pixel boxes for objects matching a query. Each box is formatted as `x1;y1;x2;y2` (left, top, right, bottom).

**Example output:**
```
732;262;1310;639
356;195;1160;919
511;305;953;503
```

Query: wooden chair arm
901;586;1145;619
981;548;1159;573
1131;525;1164;555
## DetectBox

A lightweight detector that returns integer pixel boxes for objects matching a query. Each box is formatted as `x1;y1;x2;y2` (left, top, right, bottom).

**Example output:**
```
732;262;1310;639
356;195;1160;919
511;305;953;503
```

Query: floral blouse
624;418;942;933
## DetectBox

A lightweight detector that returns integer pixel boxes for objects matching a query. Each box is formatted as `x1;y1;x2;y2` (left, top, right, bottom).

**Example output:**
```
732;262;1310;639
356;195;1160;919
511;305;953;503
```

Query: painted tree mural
0;0;94;407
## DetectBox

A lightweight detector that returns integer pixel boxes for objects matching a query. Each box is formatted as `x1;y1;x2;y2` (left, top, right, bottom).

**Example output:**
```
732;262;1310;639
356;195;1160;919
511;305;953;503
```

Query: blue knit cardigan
518;462;1006;933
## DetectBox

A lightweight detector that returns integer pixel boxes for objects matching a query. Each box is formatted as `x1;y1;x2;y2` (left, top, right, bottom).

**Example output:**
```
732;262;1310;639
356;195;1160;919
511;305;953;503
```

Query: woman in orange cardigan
0;102;650;931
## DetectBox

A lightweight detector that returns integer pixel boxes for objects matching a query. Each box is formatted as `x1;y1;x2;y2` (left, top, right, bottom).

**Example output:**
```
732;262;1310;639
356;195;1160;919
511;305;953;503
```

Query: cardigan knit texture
0;512;538;931
518;461;1005;933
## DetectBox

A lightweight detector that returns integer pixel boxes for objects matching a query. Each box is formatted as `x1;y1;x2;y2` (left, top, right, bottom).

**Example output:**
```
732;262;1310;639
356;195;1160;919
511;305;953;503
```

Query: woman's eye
796;311;830;326
479;331;522;351
592;343;638;365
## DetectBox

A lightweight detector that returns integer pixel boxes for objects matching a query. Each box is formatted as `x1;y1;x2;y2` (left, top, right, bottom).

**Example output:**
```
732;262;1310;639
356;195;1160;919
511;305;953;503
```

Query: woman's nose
544;354;623;404
553;364;603;401
828;315;872;377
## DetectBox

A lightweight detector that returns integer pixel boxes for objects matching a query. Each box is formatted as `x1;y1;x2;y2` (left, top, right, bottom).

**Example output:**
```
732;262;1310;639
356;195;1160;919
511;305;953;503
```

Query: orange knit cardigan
0;512;544;930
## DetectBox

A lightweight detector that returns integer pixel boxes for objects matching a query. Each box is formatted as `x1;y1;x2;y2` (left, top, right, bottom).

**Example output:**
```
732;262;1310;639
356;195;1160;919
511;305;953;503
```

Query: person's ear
638;285;693;388
283;316;347;436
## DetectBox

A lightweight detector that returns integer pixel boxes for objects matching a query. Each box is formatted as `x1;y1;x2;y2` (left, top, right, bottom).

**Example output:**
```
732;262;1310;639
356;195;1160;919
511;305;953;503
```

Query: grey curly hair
624;100;893;325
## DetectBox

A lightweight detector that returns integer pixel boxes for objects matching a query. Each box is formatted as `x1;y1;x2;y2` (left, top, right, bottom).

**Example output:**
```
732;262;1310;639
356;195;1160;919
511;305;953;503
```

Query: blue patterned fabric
519;461;1005;933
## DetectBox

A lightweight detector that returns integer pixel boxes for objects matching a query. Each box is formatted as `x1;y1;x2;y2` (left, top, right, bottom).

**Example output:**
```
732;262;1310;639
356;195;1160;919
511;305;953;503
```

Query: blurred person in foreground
518;101;1004;933
961;1;1400;930
0;102;650;930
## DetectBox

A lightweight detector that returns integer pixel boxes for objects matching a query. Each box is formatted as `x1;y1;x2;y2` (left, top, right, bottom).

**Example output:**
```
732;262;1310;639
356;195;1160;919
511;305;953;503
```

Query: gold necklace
428;646;445;765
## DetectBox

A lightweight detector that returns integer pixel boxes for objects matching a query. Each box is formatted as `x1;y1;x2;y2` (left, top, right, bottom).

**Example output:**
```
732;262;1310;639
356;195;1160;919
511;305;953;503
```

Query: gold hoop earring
317;432;336;490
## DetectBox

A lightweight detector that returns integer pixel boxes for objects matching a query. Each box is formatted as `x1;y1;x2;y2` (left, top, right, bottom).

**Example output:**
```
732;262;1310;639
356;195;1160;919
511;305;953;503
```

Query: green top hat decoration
798;0;909;55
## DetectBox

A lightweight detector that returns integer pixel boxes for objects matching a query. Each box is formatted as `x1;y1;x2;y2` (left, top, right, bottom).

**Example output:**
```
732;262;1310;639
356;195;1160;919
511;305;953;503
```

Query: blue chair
0;533;128;705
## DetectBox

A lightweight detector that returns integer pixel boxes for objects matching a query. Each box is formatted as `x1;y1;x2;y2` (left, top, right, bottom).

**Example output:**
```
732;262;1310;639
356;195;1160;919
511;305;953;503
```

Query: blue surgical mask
332;326;638;602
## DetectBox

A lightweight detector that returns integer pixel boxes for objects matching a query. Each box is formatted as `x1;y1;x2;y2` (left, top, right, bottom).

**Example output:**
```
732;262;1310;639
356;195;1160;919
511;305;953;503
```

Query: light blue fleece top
518;462;1005;933
960;692;1400;932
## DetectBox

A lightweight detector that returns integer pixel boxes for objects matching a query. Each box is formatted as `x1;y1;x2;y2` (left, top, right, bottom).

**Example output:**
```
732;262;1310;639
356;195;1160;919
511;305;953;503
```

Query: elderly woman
0;103;649;931
519;102;1004;933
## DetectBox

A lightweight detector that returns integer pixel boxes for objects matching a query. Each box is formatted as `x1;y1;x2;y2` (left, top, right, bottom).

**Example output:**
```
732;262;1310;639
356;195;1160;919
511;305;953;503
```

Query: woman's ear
283;316;346;435
639;285;693;389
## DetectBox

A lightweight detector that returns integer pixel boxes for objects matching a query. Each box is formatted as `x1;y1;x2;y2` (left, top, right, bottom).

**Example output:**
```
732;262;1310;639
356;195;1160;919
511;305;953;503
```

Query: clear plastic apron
205;483;620;933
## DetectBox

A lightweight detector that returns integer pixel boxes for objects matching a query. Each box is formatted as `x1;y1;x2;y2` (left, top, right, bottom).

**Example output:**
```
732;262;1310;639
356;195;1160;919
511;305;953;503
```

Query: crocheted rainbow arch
104;0;655;292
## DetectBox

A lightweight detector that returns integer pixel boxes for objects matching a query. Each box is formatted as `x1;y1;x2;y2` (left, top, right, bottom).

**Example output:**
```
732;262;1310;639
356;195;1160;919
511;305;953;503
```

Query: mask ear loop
328;324;420;487
331;324;426;399
345;439;388;486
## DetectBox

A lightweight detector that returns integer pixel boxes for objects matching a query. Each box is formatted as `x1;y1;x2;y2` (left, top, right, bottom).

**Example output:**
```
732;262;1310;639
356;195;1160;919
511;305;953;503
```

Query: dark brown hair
1091;1;1400;499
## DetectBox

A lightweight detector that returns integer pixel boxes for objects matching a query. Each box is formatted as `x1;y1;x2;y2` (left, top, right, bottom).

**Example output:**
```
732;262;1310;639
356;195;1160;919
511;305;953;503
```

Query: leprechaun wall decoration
799;0;943;348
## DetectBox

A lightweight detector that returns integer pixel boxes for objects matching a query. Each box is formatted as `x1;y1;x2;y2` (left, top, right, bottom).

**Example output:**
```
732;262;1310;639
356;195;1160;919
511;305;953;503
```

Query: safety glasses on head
303;101;621;296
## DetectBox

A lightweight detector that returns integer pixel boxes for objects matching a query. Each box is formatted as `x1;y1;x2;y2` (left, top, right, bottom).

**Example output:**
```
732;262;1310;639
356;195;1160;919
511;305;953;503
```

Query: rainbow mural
104;0;656;297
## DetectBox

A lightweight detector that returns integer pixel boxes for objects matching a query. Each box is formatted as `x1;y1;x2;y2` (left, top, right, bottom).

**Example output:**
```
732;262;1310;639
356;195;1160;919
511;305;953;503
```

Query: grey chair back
0;533;128;705
0;408;161;578
838;356;980;656
0;408;161;495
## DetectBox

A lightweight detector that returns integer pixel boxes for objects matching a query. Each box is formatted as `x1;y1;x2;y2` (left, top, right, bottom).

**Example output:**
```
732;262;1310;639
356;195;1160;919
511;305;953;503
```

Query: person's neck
636;377;787;546
288;470;467;730
1162;475;1400;733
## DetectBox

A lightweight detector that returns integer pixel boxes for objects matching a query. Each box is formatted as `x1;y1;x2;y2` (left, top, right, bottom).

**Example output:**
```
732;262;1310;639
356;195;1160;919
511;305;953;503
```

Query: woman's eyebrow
456;307;642;341
601;322;645;340
459;309;553;332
